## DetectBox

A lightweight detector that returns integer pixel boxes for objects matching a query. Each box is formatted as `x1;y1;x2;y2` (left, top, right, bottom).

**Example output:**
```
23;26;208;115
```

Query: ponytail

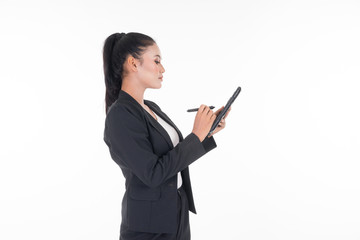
103;32;156;114
103;33;125;114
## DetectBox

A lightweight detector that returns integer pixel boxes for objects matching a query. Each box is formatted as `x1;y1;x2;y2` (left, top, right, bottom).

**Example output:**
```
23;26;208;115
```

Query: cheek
151;64;158;72
143;63;157;74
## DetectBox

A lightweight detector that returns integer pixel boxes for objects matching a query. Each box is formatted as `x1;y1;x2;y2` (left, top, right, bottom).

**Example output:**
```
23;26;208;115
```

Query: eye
155;60;160;64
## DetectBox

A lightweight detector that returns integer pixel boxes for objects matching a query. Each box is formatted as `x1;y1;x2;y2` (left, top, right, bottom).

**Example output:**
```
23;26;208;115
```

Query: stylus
187;106;215;112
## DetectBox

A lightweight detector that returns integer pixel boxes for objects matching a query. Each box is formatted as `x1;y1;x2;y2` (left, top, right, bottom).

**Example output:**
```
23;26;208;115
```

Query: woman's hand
192;105;216;142
207;106;231;138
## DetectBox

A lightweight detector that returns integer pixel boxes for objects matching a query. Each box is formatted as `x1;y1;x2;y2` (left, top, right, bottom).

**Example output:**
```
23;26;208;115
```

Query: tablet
208;86;241;136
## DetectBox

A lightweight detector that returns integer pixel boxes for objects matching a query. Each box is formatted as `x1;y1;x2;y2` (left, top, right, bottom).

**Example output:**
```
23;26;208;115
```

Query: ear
126;56;138;72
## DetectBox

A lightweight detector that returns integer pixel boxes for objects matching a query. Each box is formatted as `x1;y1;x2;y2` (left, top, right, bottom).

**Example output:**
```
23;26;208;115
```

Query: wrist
192;131;204;142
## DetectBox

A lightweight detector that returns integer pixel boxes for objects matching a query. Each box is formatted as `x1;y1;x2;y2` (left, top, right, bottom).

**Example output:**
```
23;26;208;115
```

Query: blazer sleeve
104;104;217;188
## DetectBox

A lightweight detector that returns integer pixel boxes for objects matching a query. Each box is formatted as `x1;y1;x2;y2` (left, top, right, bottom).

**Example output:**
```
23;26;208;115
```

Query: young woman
102;32;230;240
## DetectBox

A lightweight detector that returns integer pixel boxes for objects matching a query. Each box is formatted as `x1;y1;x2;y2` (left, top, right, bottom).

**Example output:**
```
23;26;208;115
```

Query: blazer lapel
144;100;184;142
143;110;175;149
118;91;175;149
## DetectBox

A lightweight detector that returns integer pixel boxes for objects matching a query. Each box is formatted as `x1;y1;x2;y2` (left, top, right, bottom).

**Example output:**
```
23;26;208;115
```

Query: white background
1;0;359;239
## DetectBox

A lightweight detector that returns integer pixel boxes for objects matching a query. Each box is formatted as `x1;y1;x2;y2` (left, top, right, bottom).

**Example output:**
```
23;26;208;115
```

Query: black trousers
120;186;191;240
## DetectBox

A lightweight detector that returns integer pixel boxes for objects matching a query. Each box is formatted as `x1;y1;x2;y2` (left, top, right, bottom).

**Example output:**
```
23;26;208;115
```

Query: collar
117;90;184;148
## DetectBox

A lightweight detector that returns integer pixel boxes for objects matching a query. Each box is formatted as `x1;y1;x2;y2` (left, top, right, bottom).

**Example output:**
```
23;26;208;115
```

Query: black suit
103;90;217;234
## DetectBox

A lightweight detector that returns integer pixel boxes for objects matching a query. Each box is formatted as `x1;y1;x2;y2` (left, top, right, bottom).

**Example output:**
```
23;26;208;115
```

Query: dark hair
103;32;156;114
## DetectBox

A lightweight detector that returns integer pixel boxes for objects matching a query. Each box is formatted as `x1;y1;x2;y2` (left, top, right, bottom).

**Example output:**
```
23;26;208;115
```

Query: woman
103;32;230;240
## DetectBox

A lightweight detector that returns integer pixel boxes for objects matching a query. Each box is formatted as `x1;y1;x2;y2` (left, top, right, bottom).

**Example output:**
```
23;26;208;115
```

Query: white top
153;112;182;189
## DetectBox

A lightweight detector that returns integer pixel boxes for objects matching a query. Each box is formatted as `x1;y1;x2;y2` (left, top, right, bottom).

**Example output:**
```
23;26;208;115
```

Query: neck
121;79;146;107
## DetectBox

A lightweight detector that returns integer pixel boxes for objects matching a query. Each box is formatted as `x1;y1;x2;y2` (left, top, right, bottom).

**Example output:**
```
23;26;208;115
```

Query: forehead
143;44;161;58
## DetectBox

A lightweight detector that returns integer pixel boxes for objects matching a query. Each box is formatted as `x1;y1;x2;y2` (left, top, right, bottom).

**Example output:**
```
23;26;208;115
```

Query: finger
214;106;224;116
204;107;211;116
217;118;225;125
201;105;210;114
224;107;231;119
196;105;206;117
199;104;207;113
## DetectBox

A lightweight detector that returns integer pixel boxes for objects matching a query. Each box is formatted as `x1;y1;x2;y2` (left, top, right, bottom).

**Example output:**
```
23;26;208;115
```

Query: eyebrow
154;54;162;59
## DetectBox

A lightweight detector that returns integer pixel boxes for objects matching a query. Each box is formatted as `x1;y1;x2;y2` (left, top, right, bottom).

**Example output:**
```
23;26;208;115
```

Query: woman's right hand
192;105;216;142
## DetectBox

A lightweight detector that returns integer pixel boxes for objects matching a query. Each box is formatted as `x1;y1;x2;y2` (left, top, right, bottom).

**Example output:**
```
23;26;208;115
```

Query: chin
149;84;162;89
155;82;162;89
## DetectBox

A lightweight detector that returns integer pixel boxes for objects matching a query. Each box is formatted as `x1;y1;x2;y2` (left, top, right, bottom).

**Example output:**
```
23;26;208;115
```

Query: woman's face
136;44;165;89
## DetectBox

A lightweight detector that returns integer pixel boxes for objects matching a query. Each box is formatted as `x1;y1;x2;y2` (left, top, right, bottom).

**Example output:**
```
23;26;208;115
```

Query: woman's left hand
208;106;231;137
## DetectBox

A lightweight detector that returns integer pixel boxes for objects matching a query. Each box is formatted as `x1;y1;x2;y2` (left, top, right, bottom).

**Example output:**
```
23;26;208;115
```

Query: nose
160;63;165;73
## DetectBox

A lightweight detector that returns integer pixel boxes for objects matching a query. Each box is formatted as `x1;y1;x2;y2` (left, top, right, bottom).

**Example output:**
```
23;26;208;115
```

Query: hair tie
116;32;126;41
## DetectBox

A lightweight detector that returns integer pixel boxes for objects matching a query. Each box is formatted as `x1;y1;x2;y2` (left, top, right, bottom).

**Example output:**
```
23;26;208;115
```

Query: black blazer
103;90;217;234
